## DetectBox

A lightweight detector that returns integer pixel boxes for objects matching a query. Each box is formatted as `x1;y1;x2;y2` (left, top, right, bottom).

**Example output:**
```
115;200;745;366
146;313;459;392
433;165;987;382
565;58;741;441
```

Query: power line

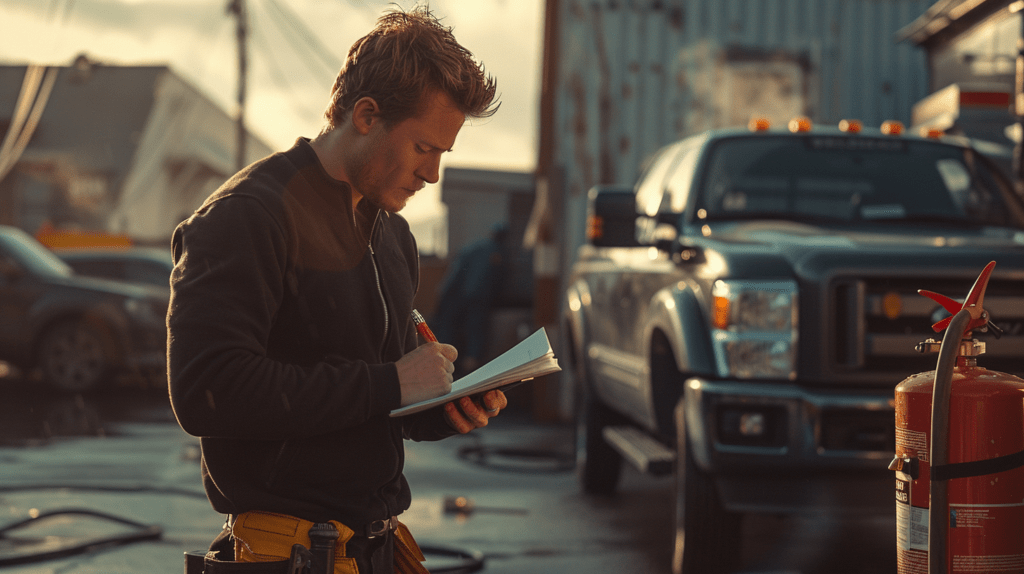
260;0;342;77
247;4;326;123
46;0;74;24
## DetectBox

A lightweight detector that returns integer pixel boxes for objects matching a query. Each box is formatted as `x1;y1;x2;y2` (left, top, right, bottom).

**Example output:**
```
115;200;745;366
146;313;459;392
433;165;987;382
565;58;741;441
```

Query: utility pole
524;0;563;422
227;0;248;172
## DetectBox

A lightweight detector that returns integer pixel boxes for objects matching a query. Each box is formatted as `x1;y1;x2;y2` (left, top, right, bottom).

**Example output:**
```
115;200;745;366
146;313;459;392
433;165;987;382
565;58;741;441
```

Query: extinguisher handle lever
985;320;1003;339
888;455;919;479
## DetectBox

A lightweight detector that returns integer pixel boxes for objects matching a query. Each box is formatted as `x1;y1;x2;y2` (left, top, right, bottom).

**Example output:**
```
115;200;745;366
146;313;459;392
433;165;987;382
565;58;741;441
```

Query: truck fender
644;284;715;377
639;284;716;437
563;279;591;376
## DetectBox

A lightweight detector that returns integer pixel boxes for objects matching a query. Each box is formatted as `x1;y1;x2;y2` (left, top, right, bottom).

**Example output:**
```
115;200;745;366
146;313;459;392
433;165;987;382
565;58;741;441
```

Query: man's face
352;91;466;213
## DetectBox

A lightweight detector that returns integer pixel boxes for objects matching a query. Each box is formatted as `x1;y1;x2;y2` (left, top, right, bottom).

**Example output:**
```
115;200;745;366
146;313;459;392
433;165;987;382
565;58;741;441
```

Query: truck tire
577;389;623;495
673;402;742;574
38;320;112;393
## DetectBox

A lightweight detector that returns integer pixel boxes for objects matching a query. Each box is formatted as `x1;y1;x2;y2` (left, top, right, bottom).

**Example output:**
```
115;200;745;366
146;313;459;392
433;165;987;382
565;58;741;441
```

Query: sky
0;0;545;254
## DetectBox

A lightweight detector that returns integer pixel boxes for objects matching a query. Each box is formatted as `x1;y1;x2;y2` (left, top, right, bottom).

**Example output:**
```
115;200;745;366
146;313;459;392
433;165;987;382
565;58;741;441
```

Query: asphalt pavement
0;382;896;573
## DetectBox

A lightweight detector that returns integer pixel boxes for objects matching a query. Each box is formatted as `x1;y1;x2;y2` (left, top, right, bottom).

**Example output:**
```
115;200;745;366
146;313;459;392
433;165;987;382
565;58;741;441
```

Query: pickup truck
562;120;1024;574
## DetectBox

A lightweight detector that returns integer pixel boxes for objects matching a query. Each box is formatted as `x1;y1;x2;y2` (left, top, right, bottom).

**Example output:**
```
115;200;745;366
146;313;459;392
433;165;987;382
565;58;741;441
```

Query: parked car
563;120;1024;573
55;247;173;290
0;226;168;392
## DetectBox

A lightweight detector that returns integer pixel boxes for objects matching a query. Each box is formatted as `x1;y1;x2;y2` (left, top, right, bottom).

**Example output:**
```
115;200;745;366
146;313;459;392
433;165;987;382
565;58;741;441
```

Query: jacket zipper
368;212;399;522
368;243;389;359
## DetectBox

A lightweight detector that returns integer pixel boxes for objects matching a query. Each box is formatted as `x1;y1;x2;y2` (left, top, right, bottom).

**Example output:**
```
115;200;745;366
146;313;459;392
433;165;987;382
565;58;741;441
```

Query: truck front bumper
683;377;895;514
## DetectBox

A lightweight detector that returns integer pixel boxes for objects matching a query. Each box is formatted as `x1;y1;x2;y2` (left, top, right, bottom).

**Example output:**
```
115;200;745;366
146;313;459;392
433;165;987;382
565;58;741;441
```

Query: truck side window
664;144;701;213
635;143;683;217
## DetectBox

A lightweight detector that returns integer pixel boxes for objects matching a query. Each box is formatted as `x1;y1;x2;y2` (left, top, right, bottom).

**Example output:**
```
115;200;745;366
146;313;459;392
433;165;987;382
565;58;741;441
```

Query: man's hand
396;342;458;407
444;389;508;434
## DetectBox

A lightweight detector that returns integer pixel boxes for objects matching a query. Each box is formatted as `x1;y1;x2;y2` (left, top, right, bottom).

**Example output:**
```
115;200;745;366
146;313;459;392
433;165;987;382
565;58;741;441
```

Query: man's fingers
437;343;458;362
443;390;509;434
458;396;490;425
444;402;474;434
482;390;507;412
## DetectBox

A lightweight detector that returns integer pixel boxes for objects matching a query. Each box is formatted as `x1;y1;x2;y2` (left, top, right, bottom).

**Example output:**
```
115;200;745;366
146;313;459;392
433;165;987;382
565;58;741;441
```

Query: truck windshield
696;135;1024;229
0;227;74;278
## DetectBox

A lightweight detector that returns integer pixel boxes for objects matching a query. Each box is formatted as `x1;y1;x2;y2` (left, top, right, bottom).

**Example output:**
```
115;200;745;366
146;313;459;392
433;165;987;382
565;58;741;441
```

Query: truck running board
602;425;675;476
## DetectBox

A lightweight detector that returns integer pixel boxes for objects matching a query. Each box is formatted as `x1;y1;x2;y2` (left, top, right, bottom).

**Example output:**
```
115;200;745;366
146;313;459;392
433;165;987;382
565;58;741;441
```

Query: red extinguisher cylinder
895;356;1024;573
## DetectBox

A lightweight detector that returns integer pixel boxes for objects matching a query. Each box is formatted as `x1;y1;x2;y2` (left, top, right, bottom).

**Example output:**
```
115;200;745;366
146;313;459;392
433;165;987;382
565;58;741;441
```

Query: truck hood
699;220;1024;278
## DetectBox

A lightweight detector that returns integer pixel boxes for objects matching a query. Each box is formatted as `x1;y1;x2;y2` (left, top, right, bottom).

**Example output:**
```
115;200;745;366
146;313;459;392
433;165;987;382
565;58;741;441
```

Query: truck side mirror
587;186;639;248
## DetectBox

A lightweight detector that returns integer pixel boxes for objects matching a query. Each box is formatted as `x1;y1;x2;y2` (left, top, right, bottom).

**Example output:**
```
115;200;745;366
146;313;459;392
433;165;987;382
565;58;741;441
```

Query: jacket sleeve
167;195;403;440
399;406;460;441
392;225;462;442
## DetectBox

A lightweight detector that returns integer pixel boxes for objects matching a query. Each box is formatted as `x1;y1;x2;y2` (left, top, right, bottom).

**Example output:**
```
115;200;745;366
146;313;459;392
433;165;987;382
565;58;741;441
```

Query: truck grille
831;276;1024;377
818;407;895;453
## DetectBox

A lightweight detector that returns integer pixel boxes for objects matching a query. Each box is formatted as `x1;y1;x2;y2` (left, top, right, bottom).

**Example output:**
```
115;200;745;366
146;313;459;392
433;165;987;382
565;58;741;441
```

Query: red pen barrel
412;309;438;342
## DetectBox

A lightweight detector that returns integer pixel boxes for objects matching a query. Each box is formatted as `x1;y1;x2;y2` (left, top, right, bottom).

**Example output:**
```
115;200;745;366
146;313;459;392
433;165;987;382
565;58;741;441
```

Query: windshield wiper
703;212;849;224
868;215;976;226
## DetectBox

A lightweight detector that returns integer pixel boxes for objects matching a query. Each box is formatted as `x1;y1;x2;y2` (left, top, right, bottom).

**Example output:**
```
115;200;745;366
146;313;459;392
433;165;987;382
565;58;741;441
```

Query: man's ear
350;97;381;135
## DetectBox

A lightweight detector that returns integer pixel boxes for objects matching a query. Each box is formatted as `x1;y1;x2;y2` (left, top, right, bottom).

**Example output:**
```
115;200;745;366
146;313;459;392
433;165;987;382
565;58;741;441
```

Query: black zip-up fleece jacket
167;138;457;528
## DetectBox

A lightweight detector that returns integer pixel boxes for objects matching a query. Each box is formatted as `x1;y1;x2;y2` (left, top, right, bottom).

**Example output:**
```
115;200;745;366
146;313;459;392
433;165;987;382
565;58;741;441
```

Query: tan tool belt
184;511;428;574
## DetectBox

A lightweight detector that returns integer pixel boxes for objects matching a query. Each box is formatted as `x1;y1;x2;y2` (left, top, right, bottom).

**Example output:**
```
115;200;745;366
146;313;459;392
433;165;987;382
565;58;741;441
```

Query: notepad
390;327;561;417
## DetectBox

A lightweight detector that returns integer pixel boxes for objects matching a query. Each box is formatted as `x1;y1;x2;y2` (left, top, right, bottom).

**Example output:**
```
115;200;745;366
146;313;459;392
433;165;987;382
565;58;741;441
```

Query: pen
411;309;438;342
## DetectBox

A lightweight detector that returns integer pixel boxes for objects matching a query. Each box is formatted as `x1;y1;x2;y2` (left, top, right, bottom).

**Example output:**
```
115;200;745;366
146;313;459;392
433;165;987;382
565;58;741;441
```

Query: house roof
0;55;270;195
0;58;165;190
897;0;1014;47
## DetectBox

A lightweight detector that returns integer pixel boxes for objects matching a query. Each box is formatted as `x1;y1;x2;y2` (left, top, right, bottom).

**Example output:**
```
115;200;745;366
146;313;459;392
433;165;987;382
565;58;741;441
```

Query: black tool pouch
183;528;315;574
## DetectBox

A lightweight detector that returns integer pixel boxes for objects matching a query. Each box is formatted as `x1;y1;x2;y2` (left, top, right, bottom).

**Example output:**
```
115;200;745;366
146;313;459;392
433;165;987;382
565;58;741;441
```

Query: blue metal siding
552;0;936;267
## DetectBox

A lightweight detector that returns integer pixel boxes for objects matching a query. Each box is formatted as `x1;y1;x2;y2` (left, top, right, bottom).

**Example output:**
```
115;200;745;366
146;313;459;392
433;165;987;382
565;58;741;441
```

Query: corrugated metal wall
550;0;936;260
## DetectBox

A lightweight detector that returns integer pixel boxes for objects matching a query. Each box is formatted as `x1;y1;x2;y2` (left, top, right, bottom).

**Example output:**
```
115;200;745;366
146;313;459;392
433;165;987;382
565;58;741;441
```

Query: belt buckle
367;518;390;538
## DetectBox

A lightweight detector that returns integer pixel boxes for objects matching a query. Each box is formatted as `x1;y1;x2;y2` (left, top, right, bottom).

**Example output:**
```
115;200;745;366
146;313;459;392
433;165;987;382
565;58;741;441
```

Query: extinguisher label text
896;479;909;503
896;477;929;553
895;427;929;462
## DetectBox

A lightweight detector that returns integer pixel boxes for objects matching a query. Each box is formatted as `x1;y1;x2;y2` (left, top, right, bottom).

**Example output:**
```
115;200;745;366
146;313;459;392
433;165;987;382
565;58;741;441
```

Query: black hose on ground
0;508;163;567
0;486;485;573
456;444;575;474
418;544;486;573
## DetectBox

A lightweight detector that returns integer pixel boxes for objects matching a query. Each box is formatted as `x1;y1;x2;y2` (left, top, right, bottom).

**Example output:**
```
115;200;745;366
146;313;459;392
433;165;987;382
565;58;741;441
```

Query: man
431;225;509;375
167;7;503;573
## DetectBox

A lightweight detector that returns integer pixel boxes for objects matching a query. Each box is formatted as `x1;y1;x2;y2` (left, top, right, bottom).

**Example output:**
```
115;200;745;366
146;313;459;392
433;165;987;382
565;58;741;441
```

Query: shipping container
543;0;937;263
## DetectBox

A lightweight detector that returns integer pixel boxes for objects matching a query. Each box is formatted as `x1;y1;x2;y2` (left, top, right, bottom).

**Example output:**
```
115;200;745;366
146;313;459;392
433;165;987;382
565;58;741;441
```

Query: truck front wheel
672;402;742;574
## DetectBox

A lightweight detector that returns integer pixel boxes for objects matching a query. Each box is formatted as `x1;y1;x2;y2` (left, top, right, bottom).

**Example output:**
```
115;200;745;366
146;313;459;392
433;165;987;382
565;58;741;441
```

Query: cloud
2;0;221;36
0;0;543;230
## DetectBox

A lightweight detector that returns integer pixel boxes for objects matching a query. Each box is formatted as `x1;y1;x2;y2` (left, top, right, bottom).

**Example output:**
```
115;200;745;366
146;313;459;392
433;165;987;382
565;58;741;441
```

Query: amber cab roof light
587;215;604;241
838;119;862;133
788;116;812;132
921;127;944;139
880;120;904;136
748;117;771;132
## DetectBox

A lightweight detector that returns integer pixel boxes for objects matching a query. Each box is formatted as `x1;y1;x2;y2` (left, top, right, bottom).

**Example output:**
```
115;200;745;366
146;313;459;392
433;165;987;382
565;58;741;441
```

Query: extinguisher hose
928;308;973;574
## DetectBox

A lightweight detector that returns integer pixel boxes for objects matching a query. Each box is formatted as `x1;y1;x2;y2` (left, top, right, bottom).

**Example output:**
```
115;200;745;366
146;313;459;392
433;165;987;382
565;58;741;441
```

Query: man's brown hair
324;6;499;128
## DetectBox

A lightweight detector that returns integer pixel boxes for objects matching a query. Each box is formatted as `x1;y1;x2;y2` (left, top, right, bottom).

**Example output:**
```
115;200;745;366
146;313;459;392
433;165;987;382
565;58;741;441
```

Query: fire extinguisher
891;261;1024;574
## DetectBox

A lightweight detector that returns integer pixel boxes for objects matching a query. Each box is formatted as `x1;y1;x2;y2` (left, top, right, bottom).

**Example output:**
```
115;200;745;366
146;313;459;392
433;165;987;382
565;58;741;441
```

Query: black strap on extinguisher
931;448;1024;482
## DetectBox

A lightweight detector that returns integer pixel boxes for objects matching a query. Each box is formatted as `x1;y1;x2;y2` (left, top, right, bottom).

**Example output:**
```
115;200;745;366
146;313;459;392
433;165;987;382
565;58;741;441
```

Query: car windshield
0;227;74;278
695;135;1024;229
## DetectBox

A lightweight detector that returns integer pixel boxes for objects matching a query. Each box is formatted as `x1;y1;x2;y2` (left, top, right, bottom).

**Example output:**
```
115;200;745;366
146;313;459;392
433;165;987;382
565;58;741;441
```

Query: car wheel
577;386;624;495
672;401;742;574
38;320;112;392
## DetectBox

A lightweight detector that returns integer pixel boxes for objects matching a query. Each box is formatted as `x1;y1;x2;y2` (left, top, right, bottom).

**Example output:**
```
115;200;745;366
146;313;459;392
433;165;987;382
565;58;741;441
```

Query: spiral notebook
390;327;561;417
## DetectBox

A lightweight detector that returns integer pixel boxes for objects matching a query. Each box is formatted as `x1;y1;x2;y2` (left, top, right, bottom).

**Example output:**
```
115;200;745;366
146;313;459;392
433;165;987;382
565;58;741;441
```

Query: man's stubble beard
351;127;408;214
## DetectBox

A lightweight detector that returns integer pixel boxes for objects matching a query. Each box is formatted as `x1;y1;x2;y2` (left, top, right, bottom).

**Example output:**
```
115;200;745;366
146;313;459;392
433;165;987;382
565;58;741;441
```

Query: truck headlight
711;280;797;379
